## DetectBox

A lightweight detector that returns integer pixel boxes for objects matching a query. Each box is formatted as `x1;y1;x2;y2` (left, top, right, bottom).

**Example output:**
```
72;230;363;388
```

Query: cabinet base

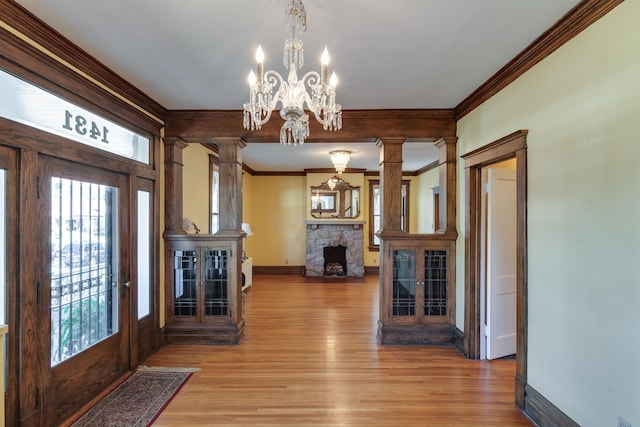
165;321;244;345
377;323;455;346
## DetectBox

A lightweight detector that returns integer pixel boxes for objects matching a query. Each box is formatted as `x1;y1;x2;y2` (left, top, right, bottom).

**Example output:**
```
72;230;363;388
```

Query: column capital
162;136;189;149
213;137;247;148
375;137;406;147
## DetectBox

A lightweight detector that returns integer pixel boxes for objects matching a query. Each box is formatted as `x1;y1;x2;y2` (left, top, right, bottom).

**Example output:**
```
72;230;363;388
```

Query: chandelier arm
299;70;339;127
263;69;285;90
299;71;321;90
248;70;286;128
299;71;322;115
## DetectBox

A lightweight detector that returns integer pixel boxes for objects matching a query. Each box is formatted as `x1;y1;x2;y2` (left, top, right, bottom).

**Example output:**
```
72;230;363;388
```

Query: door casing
462;130;528;407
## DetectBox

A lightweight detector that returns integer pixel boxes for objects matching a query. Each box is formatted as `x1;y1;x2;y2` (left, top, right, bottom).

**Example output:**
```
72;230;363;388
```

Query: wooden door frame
0;145;18;426
132;177;160;367
461;130;528;408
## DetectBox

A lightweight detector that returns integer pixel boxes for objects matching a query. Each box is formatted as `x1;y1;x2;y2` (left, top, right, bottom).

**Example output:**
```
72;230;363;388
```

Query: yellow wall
182;143;211;233
243;175;307;266
416;167;438;233
241;171;254;256
456;2;640;425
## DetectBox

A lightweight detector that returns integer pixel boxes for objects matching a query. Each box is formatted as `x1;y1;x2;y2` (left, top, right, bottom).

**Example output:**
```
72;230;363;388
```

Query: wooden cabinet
378;234;456;345
164;233;244;344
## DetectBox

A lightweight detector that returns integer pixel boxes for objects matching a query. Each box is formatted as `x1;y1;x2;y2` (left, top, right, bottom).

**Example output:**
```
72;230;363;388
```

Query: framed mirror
311;192;336;212
310;176;360;219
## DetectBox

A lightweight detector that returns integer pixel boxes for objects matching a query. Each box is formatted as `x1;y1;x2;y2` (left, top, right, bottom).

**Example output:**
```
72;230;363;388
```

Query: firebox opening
323;245;347;276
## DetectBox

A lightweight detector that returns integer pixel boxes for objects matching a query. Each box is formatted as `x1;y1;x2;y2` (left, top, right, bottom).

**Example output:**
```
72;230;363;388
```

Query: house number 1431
63;110;110;144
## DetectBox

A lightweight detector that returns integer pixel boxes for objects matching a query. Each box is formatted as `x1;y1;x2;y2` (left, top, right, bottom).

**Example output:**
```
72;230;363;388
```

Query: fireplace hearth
305;221;365;278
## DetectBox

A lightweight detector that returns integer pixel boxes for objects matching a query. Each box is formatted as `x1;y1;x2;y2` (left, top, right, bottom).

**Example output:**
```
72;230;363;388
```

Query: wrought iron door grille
50;178;115;366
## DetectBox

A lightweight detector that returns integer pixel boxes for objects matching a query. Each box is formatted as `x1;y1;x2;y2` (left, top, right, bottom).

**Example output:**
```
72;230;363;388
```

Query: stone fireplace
305;221;365;278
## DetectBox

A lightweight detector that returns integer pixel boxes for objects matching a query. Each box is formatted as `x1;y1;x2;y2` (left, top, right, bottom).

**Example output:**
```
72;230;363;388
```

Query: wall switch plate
618;416;631;427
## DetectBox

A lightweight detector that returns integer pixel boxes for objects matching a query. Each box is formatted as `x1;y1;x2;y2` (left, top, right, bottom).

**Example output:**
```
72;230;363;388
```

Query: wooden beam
165;109;456;141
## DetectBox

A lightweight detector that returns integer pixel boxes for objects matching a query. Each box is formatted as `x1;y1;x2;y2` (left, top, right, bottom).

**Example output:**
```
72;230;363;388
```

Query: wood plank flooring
147;274;533;426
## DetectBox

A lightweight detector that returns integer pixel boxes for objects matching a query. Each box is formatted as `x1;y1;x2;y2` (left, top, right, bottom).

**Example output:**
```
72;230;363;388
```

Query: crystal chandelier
243;0;342;146
330;150;351;175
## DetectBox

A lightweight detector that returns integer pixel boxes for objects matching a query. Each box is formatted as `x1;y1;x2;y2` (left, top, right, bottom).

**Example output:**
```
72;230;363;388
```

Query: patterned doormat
71;366;198;427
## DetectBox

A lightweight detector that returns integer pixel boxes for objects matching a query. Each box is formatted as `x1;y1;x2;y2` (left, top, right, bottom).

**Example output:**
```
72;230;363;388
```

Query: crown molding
455;0;624;120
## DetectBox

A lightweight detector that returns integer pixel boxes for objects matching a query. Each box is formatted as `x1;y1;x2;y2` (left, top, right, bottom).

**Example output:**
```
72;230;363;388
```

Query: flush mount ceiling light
330;150;351;175
243;0;342;146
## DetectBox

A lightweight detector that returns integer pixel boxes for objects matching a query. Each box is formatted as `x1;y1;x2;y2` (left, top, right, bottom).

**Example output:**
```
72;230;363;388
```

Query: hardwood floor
147;274;533;426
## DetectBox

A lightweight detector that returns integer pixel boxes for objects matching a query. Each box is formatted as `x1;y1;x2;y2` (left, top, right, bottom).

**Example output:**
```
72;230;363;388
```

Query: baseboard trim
253;265;381;276
454;327;467;356
159;325;167;347
364;266;380;275
253;265;305;275
524;384;579;427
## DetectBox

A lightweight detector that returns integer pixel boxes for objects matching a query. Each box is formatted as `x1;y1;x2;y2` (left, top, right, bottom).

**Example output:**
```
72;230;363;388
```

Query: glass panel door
204;249;228;317
392;249;416;316
174;250;197;317
135;178;156;363
423;250;447;316
50;177;119;366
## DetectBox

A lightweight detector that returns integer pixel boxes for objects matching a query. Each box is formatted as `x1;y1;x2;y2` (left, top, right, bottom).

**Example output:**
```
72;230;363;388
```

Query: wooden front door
39;156;131;424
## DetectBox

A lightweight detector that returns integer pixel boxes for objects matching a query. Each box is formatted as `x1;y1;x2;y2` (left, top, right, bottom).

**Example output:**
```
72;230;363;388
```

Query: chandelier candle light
243;0;342;146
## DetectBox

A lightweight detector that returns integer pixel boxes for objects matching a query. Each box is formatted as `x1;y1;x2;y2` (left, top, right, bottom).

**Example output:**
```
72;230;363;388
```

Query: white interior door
486;167;517;360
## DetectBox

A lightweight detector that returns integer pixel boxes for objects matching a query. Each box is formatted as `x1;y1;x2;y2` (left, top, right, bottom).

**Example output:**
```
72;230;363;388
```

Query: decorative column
376;137;405;233
435;137;457;233
214;137;246;235
163;137;188;232
215;137;246;342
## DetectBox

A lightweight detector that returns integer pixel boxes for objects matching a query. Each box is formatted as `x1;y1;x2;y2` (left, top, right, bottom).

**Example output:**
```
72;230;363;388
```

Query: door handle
123;281;131;288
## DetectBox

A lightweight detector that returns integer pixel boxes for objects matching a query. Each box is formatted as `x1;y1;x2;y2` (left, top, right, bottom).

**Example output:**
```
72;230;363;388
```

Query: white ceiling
15;0;581;172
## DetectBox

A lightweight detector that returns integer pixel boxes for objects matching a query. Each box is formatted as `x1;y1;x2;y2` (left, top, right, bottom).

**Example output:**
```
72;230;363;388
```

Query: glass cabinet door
392;249;416;316
203;249;229;317
173;250;197;317
423;250;448;317
172;247;230;320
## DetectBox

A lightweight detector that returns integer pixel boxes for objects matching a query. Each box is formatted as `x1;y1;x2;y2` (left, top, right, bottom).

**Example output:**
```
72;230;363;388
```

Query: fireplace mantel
306;220;365;230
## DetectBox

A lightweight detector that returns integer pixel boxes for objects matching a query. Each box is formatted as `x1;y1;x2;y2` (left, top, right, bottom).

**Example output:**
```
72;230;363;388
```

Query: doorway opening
480;160;517;360
462;130;528;408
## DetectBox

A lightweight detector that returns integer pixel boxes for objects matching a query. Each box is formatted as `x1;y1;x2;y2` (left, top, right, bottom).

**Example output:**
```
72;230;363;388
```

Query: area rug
72;366;198;427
